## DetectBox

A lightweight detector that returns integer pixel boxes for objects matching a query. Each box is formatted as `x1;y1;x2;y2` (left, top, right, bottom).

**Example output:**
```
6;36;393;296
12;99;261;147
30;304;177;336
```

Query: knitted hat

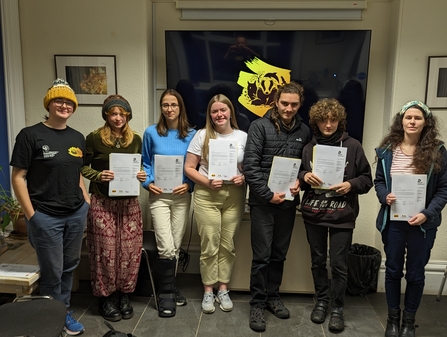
399;100;431;118
101;94;132;121
43;78;78;112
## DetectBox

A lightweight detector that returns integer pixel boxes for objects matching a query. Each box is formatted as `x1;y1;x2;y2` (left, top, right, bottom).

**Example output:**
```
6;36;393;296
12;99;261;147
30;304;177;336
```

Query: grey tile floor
69;273;447;337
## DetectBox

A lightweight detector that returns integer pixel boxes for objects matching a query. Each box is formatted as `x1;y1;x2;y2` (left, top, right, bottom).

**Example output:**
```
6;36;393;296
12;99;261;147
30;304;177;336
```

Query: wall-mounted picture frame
425;56;447;109
54;55;117;105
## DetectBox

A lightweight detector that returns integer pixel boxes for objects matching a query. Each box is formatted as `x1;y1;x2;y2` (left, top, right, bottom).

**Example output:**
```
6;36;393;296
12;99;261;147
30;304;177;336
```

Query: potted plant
0;166;26;235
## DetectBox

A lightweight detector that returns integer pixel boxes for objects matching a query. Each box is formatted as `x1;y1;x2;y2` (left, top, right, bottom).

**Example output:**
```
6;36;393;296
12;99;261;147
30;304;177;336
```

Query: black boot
385;308;400;337
119;292;134;319
158;258;177;318
400;311;416;337
98;296;122;322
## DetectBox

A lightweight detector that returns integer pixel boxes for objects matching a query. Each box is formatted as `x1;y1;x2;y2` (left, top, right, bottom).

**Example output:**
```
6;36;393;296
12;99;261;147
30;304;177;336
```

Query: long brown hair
270;81;305;133
202;94;239;160
156;89;191;138
378;105;443;173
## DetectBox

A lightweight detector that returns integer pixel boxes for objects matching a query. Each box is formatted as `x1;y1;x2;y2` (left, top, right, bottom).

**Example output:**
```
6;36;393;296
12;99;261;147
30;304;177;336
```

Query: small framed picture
54;55;117;105
425;56;447;109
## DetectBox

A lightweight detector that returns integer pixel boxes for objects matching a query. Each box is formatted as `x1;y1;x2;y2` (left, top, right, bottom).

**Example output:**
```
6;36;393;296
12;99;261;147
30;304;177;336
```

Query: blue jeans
382;221;437;313
26;202;89;307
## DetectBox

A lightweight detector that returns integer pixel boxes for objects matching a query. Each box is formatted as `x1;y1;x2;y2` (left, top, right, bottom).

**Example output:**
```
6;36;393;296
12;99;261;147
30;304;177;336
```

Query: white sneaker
202;291;215;314
216;289;233;312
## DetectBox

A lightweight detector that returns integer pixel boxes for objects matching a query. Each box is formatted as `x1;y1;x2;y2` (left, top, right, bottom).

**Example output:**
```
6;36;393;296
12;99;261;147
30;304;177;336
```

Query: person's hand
304;172;322;187
208;179;223;190
270;192;286;204
290;179;300;196
101;170;114;182
330;182;351;195
231;175;245;186
149;183;163;195
408;213;427;226
136;170;147;182
173;183;190;195
385;193;396;206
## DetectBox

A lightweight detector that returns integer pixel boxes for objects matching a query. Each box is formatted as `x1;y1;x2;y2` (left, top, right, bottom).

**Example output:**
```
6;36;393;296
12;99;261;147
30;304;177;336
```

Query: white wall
7;0;447;293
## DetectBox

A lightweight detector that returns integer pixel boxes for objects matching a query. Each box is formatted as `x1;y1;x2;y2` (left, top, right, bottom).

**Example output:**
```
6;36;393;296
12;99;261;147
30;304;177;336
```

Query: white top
187;128;247;178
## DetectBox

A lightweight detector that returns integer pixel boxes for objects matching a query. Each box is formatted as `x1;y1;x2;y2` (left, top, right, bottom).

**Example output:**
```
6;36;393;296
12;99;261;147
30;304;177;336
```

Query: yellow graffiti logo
68;147;83;158
237;57;291;117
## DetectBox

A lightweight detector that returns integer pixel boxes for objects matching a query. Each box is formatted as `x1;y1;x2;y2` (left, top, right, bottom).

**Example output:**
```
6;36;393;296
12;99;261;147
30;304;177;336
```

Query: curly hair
270;81;304;133
308;98;346;134
202;94;239;160
156;89;191;138
378;105;443;173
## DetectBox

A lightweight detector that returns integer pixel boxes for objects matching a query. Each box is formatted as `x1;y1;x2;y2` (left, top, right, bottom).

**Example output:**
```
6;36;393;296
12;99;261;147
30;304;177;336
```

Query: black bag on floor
346;243;381;296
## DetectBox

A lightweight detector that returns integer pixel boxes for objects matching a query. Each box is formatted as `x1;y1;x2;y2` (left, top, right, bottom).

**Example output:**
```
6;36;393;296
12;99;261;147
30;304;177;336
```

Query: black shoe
99;298;122;322
266;299;290;319
119;293;134;319
400;311;416;337
175;289;187;306
249;306;266;332
385;308;400;337
328;307;345;332
310;301;328;324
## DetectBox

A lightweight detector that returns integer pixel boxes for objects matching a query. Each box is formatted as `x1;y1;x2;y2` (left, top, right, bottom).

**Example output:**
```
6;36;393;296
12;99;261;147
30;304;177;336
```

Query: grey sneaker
216;289;233;312
201;292;215;314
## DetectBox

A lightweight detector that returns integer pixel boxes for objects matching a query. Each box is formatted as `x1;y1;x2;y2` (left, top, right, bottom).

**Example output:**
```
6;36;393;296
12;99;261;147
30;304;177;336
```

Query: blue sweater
142;125;196;191
374;144;447;233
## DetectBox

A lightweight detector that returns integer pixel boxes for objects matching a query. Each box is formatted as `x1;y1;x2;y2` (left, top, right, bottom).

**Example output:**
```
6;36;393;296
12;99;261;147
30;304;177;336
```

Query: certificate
391;174;427;221
268;156;301;201
312;145;347;189
108;153;141;196
154;155;184;193
208;139;238;180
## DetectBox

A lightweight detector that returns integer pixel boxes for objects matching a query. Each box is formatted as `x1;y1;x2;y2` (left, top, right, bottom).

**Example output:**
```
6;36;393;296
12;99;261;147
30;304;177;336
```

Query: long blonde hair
99;106;134;147
202;94;239;160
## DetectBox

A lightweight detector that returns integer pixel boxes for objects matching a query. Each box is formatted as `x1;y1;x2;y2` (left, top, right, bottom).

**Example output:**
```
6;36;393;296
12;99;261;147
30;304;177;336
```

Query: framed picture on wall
54;55;117;105
425;56;447;109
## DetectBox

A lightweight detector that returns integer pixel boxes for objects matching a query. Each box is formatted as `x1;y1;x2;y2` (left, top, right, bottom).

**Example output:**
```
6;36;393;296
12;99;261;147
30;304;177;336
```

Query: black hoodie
298;132;373;228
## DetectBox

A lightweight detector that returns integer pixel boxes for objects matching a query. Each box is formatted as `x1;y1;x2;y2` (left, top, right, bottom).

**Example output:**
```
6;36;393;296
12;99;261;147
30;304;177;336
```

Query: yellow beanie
43;78;78;112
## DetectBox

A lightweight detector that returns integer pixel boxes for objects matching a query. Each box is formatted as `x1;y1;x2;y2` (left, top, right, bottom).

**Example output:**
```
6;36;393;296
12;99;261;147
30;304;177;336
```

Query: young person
11;78;90;335
375;101;447;337
185;94;247;314
82;95;146;322
142;89;196;317
299;98;372;332
243;81;311;332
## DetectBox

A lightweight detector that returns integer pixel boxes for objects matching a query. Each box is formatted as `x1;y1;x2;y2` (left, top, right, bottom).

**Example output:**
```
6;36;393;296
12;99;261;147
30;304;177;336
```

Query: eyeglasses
53;99;75;109
161;103;179;109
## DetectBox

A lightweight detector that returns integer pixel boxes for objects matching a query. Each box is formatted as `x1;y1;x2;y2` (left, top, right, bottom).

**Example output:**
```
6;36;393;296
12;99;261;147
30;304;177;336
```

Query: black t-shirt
10;122;86;215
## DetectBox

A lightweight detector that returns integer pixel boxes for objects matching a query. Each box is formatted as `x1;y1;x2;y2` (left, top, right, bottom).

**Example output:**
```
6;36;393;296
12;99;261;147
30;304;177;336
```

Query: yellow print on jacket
68;147;83;158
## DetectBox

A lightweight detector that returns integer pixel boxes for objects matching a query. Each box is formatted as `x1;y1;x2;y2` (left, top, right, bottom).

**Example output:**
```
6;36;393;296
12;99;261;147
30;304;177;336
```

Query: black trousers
249;204;296;308
305;223;353;308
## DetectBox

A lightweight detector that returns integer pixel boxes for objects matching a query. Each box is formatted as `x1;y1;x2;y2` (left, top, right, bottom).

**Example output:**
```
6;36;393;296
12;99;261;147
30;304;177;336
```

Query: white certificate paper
208;139;238;180
154;155;184;193
312;145;347;189
391;174;427;221
108;153;141;196
268;156;301;201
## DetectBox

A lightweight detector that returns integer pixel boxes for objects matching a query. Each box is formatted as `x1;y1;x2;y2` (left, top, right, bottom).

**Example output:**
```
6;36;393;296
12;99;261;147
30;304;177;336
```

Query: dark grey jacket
243;109;311;208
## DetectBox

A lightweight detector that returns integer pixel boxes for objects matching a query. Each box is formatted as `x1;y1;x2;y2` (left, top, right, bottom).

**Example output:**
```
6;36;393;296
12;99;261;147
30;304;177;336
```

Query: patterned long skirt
87;194;143;297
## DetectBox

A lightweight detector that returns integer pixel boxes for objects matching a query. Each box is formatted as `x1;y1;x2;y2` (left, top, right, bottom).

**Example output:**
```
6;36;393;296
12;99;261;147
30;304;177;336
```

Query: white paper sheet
0;263;40;279
154;155;184;193
312;145;347;189
208;139;238;180
108;153;141;196
267;156;301;201
391;174;427;221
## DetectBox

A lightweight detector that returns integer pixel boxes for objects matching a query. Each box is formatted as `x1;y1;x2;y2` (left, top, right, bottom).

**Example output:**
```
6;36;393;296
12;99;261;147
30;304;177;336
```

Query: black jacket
243;109;311;207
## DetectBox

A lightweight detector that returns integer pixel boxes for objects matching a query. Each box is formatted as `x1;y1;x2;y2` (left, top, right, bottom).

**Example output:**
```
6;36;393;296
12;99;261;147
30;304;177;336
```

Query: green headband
399;100;431;118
